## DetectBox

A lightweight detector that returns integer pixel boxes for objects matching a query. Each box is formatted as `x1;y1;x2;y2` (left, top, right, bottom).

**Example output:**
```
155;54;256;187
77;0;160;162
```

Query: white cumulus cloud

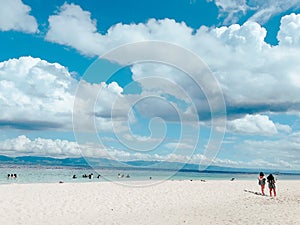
227;114;278;135
45;6;300;122
0;56;76;130
0;56;131;132
0;135;80;158
46;3;103;56
238;132;300;169
45;3;195;56
277;13;300;46
0;0;38;33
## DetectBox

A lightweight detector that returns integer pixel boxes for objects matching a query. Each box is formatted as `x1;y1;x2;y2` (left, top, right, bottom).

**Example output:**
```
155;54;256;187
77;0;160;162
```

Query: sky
0;0;300;170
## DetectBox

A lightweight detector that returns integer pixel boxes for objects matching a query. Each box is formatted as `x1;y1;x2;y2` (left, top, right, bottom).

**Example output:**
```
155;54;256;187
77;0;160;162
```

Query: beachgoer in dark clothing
267;174;276;197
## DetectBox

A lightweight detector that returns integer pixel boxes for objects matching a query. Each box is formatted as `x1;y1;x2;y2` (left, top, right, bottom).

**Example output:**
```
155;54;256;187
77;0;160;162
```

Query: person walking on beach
258;172;266;195
267;174;276;197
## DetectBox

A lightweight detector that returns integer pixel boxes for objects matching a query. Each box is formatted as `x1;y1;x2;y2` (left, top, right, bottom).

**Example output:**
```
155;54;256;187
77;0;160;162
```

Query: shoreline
1;175;300;186
2;164;300;186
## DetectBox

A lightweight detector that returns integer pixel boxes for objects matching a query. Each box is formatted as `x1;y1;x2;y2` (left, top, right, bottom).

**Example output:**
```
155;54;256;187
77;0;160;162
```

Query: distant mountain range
0;155;299;174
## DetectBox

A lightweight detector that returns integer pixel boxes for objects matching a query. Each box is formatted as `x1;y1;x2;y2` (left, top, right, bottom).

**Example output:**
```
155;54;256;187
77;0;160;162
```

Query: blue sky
0;0;300;170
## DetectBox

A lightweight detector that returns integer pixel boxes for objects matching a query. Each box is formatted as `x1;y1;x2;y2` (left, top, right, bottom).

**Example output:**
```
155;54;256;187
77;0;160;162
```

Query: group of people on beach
72;173;130;180
258;172;276;197
117;173;130;178
7;173;17;179
72;173;101;179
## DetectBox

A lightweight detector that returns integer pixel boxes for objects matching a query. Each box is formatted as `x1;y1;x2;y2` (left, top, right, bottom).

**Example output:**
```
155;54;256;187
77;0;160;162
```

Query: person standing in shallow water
258;172;266;195
267;174;276;197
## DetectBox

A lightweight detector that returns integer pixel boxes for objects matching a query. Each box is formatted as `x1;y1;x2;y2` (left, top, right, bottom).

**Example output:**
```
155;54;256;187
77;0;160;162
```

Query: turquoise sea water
1;165;300;185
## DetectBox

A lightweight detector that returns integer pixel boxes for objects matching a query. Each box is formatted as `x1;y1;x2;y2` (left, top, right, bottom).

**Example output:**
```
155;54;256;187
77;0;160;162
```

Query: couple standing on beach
258;172;276;197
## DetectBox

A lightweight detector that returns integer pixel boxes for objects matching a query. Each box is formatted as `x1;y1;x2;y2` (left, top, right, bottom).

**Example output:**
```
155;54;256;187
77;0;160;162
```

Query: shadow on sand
244;190;268;197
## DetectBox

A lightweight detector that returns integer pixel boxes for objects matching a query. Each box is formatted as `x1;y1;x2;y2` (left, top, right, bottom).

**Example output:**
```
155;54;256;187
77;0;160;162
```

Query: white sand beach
0;180;299;225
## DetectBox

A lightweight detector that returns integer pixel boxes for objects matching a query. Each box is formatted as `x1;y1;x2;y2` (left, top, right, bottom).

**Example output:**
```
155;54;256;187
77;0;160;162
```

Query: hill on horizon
0;155;299;175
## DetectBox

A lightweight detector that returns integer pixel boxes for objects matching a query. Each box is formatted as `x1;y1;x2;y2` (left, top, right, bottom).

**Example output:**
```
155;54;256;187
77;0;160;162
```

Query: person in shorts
258;172;266;195
267;174;276;197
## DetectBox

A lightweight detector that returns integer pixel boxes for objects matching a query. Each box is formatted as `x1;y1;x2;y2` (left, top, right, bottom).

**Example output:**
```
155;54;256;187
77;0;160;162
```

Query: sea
1;165;300;185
